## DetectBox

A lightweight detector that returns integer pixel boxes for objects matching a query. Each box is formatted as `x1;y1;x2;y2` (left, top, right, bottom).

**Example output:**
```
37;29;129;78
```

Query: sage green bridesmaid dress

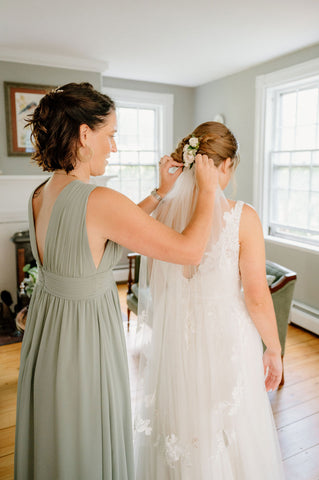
14;180;134;480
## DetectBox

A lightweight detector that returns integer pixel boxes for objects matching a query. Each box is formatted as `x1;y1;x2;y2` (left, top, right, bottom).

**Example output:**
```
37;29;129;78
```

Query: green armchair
265;260;297;385
126;255;297;386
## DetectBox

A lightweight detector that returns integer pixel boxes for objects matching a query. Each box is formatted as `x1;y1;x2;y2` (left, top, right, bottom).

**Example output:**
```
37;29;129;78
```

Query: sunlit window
107;106;159;203
269;85;319;246
255;61;319;249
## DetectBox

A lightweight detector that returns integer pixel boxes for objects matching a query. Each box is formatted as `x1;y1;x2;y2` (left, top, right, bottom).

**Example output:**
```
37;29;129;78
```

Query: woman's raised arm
88;155;218;265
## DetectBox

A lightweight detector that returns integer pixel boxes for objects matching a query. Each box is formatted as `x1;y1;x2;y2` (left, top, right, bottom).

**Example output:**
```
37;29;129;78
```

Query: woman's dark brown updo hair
26;82;115;173
171;121;239;170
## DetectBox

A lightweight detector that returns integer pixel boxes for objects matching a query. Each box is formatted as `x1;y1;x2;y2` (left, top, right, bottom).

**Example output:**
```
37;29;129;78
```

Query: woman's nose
111;138;117;153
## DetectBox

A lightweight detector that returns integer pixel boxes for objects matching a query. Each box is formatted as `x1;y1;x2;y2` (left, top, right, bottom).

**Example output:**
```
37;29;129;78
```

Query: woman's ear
220;157;232;174
79;124;90;147
224;157;233;171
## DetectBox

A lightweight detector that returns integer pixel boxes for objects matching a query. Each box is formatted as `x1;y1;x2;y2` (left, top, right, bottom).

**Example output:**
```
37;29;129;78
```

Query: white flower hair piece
182;136;200;169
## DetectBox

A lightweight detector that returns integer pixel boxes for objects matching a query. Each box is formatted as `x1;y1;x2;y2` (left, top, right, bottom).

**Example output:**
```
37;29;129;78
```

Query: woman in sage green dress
14;82;219;480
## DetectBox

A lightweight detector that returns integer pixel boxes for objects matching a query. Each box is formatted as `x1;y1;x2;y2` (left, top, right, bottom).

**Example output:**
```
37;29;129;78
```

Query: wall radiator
290;301;319;336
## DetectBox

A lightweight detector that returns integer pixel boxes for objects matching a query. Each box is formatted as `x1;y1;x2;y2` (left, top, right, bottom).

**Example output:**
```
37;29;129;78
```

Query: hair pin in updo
182;136;199;169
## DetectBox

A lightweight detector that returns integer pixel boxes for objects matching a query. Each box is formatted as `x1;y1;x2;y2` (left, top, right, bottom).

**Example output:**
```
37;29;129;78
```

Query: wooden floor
0;284;318;479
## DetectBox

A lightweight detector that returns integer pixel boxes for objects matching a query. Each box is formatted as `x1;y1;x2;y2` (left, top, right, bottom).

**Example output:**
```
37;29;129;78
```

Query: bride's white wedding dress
134;169;284;479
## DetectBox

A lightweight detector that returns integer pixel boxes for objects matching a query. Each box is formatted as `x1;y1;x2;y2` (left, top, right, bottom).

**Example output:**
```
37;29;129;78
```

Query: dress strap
233;201;245;241
234;201;244;221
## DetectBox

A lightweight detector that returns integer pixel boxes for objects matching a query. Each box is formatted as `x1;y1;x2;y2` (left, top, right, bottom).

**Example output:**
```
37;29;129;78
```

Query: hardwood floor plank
286;324;317;344
0;453;14;480
269;376;319;413
283;443;319;480
274;396;319;429
277;412;319;459
284;348;319;367
0;427;15;458
283;358;319;387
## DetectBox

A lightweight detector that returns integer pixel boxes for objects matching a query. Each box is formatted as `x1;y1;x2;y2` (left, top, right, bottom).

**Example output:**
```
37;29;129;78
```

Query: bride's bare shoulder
239;203;263;242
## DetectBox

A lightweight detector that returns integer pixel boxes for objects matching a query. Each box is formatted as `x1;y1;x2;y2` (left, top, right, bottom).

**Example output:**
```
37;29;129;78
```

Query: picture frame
4;82;56;156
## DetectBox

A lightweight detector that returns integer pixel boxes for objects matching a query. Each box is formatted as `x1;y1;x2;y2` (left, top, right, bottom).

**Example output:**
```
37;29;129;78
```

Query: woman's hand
263;348;282;392
157;156;183;198
195;154;219;192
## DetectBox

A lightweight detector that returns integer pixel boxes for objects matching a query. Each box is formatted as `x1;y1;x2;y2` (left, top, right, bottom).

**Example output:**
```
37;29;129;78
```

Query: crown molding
0;47;108;73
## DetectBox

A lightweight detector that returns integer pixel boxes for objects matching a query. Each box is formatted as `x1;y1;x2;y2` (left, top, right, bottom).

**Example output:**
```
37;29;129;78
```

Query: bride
134;122;285;479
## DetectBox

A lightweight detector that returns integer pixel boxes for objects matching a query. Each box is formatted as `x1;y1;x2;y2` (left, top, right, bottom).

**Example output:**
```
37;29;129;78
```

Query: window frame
254;58;319;253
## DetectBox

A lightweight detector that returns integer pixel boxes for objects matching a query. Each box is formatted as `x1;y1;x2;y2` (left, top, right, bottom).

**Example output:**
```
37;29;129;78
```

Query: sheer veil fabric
134;168;284;479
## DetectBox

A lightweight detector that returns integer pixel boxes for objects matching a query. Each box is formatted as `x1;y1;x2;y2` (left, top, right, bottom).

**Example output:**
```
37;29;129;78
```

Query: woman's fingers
263;352;282;392
265;371;282;392
159;156;182;169
195;154;219;191
158;155;183;195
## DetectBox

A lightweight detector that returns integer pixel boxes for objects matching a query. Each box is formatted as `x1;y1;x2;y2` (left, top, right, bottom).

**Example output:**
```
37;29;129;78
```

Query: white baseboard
290;302;319;336
113;267;129;283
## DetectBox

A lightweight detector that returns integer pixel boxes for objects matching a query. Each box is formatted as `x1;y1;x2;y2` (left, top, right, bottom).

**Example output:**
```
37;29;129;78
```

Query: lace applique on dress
134;415;152;436
199;201;244;273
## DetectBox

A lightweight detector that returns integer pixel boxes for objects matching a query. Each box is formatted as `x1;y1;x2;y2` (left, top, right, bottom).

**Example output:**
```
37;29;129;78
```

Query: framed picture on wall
4;82;56;156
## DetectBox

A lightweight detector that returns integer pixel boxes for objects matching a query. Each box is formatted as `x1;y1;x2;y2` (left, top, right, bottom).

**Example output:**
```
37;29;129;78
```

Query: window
102;88;173;204
255;59;319;249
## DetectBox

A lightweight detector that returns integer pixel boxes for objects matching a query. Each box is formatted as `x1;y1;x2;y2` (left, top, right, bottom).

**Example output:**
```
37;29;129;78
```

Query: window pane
271;190;289;224
290;167;310;191
118;107;138;148
106;165;121;191
139;109;155;150
272;152;290;165
310;193;319;229
140;166;157;199
312;167;319;191
123;181;139;203
273;167;289;189
280;92;296;127
291;151;311;165
280;127;295;150
297;88;318;125
313;151;319;165
120;151;139;165
295;125;316;150
121;165;140;181
140;151;157;165
121;166;140;203
288;192;308;228
110;151;120;163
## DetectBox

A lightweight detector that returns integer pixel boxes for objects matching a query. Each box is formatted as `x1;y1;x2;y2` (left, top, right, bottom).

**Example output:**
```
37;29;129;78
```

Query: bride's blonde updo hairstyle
26;82;115;173
171;121;240;170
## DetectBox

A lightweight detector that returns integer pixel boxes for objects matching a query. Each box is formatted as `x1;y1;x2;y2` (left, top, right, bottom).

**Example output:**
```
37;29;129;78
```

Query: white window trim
254;57;319;253
102;87;174;156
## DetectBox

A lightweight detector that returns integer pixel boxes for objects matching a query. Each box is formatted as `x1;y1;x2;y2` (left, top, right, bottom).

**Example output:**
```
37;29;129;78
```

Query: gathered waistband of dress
37;267;115;300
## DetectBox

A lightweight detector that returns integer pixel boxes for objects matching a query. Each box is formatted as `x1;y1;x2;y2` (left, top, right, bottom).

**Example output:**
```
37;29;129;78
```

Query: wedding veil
134;166;232;428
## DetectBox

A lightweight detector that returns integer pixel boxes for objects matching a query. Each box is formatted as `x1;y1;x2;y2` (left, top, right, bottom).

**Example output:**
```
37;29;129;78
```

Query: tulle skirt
134;266;284;479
